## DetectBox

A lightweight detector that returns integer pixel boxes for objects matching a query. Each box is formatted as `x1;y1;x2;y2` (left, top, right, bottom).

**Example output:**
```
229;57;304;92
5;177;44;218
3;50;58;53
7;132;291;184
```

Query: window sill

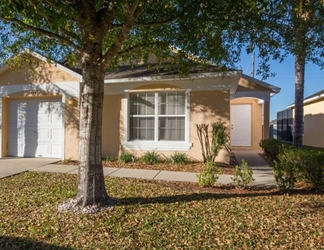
122;141;192;151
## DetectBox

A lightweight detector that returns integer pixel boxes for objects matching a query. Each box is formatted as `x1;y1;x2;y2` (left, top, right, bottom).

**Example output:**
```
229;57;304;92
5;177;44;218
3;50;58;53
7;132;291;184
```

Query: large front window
129;91;186;141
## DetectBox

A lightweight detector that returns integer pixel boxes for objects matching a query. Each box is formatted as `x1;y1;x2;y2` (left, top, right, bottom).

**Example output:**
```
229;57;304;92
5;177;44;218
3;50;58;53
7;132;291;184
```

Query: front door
231;104;251;147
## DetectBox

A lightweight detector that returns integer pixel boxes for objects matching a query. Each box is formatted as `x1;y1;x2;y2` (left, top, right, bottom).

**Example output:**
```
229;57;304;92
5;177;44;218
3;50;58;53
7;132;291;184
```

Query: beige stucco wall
1;98;9;156
102;94;123;157
263;101;270;140
102;88;231;163
64;97;80;160
189;90;230;162
237;78;271;92
303;99;324;148
230;98;263;150
0;60;79;85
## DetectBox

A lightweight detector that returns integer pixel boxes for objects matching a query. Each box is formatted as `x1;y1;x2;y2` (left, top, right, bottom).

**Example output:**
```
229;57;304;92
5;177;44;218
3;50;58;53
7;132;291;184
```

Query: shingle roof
103;63;230;80
304;89;324;101
287;89;324;108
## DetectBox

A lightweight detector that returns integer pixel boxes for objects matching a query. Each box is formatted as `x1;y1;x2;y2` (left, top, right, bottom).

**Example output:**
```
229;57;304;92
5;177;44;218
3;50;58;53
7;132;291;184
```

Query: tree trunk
76;57;109;207
293;54;305;148
58;46;115;213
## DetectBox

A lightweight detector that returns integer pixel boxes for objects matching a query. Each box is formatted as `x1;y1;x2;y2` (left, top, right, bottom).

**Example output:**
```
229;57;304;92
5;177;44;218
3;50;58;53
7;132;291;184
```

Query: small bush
196;121;229;163
273;148;301;190
104;156;117;162
140;151;160;165
196;162;223;187
273;147;324;190
231;160;255;189
170;152;188;164
259;138;283;163
118;151;134;163
298;149;324;189
61;158;78;165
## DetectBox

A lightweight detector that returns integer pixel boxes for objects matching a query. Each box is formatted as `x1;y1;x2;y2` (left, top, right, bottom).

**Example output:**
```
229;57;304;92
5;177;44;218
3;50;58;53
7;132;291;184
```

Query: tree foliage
0;0;258;211
246;0;324;147
0;0;256;68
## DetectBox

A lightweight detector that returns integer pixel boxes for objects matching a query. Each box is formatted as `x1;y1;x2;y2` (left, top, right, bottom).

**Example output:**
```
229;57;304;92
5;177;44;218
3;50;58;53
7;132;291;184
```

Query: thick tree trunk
58;46;115;213
57;6;138;212
76;56;111;208
293;54;305;148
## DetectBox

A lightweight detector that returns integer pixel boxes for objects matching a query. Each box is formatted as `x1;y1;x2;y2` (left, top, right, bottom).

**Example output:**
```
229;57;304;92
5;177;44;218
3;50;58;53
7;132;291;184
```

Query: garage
8;98;63;158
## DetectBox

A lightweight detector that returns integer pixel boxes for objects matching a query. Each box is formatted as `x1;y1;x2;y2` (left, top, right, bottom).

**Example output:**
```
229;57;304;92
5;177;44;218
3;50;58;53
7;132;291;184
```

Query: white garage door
8;98;63;158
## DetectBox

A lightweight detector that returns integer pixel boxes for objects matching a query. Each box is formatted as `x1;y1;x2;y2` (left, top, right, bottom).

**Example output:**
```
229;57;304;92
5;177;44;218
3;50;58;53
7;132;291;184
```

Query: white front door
231;104;251;147
8;98;63;158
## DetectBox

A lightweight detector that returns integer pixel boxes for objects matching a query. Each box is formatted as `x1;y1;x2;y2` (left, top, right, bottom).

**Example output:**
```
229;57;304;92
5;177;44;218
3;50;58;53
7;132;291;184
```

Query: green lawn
0;172;324;249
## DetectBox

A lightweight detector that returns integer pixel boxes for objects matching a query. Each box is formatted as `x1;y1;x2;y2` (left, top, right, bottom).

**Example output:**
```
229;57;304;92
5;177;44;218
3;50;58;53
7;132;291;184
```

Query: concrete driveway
0;158;58;179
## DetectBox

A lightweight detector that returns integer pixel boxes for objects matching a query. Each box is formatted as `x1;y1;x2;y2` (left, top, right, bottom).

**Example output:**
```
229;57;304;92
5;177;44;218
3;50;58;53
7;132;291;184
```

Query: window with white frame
129;91;186;141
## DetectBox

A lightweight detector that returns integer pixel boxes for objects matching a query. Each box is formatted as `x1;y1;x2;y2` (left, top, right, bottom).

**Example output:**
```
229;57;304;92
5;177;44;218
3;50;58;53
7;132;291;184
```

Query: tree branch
134;12;185;27
78;0;97;21
27;0;55;31
111;15;255;30
96;4;116;34
0;16;81;51
117;39;181;57
103;0;150;65
30;0;82;45
59;26;82;44
44;0;60;9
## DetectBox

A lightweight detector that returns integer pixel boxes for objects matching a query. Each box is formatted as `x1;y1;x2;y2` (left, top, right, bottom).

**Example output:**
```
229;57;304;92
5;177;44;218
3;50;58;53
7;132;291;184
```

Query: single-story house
278;89;324;147
0;52;280;162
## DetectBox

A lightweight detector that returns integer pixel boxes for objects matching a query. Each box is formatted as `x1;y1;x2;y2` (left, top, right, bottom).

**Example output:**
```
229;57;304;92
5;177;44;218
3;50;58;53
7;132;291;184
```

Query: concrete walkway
233;150;275;186
0;158;59;179
0;150;275;186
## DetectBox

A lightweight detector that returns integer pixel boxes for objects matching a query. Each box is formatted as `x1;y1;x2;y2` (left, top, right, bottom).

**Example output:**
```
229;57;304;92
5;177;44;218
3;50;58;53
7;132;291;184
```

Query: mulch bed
55;160;234;175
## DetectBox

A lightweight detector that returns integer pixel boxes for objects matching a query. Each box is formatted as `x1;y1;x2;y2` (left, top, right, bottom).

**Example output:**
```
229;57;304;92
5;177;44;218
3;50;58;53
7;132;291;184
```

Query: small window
129;91;186;141
130;93;155;140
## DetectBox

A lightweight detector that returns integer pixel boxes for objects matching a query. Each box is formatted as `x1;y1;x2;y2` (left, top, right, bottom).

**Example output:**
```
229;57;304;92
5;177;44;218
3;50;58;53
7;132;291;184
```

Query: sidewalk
0;158;59;179
233;150;275;186
28;150;275;186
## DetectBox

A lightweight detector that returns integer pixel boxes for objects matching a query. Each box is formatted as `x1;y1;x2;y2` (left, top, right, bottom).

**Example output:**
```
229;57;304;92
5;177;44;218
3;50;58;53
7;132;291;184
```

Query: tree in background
248;0;324;147
0;0;255;212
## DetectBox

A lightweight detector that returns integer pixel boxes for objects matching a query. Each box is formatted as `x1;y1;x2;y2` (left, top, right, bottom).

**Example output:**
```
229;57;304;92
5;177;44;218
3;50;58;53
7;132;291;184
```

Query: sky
235;53;324;121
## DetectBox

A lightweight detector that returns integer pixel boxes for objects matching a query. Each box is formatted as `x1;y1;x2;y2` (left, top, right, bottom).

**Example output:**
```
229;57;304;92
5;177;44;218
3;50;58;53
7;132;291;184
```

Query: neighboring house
278;89;324;148
277;108;293;142
269;119;278;139
0;52;280;162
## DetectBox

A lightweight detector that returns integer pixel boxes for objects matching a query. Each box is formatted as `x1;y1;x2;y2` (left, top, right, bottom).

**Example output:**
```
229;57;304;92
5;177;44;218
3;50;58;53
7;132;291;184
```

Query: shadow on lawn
118;192;277;206
0;236;72;250
117;189;324;206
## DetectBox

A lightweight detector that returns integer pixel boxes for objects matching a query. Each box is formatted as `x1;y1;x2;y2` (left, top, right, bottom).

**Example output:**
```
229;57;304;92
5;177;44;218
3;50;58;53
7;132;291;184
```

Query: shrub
298;149;324;189
196;121;229;163
273;147;324;190
259;138;283;163
60;157;79;165
273;148;301;190
196;162;223;187
140;151;160;165
118;151;134;163
170;152;188;164
104;156;117;162
231;160;255;189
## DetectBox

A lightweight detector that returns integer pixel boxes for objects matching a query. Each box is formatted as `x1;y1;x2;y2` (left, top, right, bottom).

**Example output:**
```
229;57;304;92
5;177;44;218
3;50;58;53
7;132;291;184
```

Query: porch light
67;98;74;105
